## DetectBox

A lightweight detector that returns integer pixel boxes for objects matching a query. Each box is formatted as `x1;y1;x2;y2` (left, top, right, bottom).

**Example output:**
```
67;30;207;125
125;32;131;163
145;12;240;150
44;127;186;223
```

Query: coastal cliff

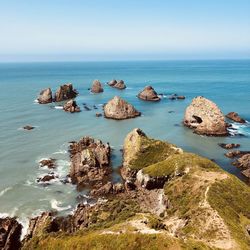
18;129;250;250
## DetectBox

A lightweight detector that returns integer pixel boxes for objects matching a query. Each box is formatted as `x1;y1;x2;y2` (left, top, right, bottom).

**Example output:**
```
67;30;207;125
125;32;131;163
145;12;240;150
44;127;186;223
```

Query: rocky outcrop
108;80;126;89
226;112;246;123
183;96;228;136
37;174;55;182
104;96;141;120
63;100;81;113
90;182;124;197
69;137;111;188
37;88;52;104
0;217;22;250
137;86;160;102
39;159;56;169
218;143;240;150
91;80;103;93
23;125;34;130
54;83;78;102
232;154;250;179
225;150;250;158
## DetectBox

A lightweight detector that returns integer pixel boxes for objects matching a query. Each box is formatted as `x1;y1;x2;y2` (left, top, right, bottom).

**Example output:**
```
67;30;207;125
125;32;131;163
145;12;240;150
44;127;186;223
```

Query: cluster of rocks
108;79;126;89
37;83;78;104
168;94;186;100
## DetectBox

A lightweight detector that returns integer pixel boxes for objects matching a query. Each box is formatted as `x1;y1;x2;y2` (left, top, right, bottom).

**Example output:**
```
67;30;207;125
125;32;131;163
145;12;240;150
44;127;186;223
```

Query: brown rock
63;100;81;113
183;96;228;136
0;217;22;250
69;137;111;188
218;143;240;150
95;113;102;117
226;112;246;123
37;175;55;182
91;80;103;93
225;150;250;158
90;182;124;197
232;154;250;180
138;86;160;102
54;83;78;102
39;159;56;169
177;96;185;100
108;79;126;89
23;125;34;130
37;88;52;104
104;96;141;120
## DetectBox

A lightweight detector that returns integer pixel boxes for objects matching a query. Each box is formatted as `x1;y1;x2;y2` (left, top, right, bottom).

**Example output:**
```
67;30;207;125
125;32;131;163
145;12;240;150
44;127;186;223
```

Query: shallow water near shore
0;60;250;225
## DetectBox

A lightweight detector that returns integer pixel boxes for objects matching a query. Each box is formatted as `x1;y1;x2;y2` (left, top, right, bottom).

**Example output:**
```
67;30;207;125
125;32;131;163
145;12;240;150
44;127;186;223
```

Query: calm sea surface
0;60;250;226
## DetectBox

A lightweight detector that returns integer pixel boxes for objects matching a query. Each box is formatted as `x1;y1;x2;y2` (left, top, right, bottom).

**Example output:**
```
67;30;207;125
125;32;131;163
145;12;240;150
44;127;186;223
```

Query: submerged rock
23;125;34;130
37;88;52;104
69;137;111;188
108;80;126;89
63;100;81;113
104;96;141;120
183;96;228;136
54;83;78;102
218;143;240;150
95;113;102;117
226;112;246;123
137;86;160;102
91;80;103;93
0;217;22;250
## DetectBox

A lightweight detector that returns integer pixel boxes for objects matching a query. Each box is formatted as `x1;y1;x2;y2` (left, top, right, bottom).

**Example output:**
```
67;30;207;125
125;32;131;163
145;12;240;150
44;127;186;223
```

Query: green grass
143;153;219;177
208;176;250;249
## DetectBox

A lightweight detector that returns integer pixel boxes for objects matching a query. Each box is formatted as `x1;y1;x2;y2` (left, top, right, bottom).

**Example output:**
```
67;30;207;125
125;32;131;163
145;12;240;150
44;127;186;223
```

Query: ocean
0;60;249;228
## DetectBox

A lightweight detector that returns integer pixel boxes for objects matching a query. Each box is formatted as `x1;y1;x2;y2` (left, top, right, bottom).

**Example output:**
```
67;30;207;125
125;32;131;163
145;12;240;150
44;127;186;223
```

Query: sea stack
54;83;78;102
91;80;103;93
37;88;52;104
226;112;246;123
137;86;160;101
63;100;81;113
184;96;228;136
104;96;141;120
108;79;126;89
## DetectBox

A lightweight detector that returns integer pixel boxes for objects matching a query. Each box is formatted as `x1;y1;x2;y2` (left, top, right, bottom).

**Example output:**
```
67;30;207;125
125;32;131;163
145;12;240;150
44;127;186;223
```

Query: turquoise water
0;60;250;226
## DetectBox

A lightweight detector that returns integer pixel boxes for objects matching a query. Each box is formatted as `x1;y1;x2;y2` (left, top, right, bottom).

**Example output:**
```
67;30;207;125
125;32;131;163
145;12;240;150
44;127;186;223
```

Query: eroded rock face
183;96;228;136
90;182;124;197
63;100;81;113
37;88;52;104
104;96;141;120
91;80;103;93
108;80;126;89
69;137;111;188
232;154;250;179
0;217;22;250
54;83;78;102
138;86;160;102
226;112;246;123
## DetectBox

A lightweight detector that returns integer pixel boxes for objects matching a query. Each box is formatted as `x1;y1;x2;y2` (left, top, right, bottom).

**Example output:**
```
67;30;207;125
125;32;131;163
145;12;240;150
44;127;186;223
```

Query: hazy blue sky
0;0;250;61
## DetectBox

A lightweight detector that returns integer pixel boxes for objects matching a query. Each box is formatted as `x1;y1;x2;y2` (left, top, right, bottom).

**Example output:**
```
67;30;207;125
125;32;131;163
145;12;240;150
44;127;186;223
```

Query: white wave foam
0;187;12;197
0;213;9;218
50;199;72;211
33;99;39;104
54;106;63;110
229;122;250;136
52;150;67;155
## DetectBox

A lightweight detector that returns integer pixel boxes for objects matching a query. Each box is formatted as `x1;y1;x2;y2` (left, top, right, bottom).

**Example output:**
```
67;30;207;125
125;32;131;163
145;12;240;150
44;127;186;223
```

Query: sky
0;0;250;61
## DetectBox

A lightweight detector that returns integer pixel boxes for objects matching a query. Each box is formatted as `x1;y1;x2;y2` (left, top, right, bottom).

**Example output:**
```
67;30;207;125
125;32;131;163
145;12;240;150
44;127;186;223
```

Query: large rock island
137;86;160;101
184;96;228;136
104;96;141;120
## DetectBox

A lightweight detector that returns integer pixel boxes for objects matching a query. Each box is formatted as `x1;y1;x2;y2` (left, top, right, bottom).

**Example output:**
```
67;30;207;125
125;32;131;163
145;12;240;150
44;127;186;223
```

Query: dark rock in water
37;175;55;182
93;105;98;109
23;125;34;130
0;217;22;250
177;96;185;100
174;124;180;127
226;112;246;123
83;105;91;111
104;96;141;120
168;111;175;113
232;154;250;180
95;113;102;117
137;86;160;102
91;80;104;93
183;96;228;136
90;182;124;197
218;143;240;150
108;79;126;89
69;137;111;188
63;100;81;113
39;158;56;169
37;88;52;104
169;96;176;100
224;150;250;158
54;83;78;102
